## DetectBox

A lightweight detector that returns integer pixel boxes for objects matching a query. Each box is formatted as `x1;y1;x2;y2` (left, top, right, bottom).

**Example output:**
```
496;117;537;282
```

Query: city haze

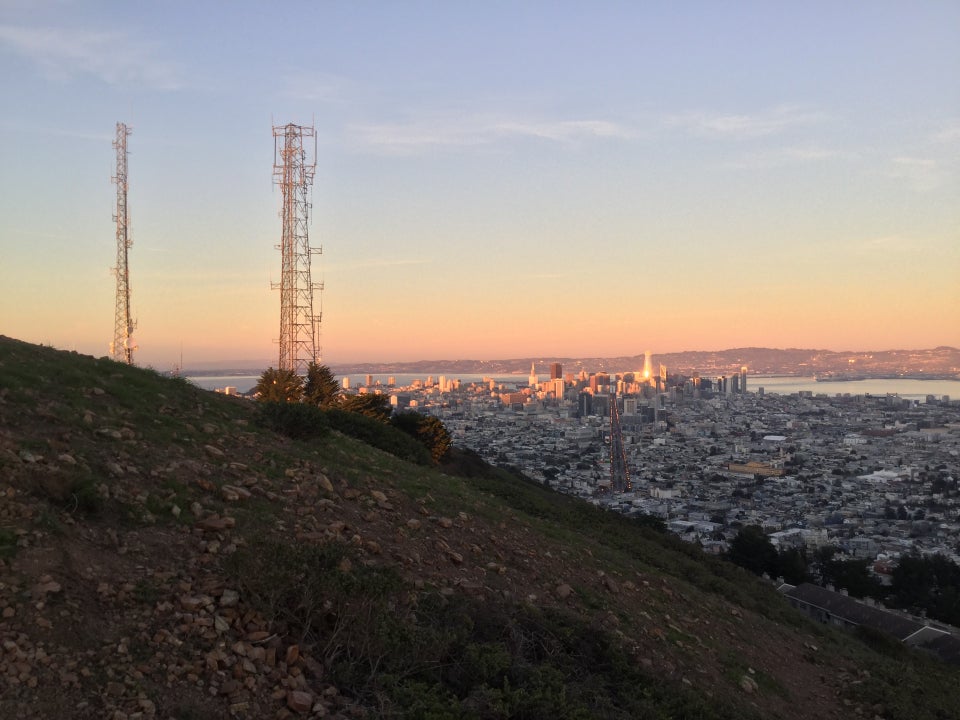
1;3;958;367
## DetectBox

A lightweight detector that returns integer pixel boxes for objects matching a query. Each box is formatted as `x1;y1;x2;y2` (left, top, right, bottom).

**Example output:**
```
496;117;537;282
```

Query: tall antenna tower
272;122;322;376
111;122;136;364
609;390;632;492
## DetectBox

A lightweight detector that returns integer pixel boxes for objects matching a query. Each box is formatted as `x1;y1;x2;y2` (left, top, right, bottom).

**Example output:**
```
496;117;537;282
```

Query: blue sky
1;1;958;368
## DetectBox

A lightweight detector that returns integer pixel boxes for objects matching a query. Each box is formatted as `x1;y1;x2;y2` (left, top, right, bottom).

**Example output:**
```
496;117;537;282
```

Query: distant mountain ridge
330;346;960;379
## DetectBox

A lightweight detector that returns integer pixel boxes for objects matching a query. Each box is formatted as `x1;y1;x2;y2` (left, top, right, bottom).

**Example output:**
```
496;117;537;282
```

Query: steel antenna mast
272;123;322;376
111;122;136;364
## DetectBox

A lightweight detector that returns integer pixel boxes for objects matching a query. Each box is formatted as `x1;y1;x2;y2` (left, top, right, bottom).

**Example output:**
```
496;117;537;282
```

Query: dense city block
367;368;960;582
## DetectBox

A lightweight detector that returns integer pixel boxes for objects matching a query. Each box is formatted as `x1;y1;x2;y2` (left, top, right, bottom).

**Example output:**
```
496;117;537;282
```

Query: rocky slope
1;335;959;719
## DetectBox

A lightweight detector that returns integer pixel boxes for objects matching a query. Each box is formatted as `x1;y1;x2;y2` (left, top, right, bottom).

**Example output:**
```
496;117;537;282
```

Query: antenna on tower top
111;122;136;364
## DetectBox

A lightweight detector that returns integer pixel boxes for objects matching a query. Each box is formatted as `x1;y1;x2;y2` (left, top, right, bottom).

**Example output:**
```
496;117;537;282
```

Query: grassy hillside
1;335;958;719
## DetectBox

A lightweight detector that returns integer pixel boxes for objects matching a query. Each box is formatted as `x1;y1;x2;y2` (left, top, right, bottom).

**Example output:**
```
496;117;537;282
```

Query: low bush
0;527;17;559
853;625;907;659
230;539;756;718
69;476;104;516
390;411;452;462
255;401;329;440
324;408;431;464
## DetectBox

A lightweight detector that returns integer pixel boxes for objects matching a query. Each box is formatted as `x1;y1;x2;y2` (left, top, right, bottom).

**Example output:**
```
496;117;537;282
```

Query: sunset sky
1;2;958;368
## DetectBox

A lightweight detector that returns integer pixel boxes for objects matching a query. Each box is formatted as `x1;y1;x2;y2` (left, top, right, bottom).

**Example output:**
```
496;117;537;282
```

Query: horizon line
167;344;959;375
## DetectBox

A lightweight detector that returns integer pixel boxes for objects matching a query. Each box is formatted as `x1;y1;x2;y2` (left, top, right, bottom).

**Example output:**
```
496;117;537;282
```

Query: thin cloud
0;24;181;89
933;122;960;144
853;235;921;254
781;146;838;161
886;155;949;192
847;234;955;259
349;115;632;154
332;258;432;270
490;120;632;142
141;270;263;283
279;71;351;104
3;228;77;241
794;235;932;265
667;105;826;139
724;144;847;169
8;125;114;142
350;121;485;153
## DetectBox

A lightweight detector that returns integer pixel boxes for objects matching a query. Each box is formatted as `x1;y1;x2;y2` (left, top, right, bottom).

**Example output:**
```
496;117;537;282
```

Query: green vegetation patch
841;640;960;720
0;527;18;559
445;452;802;625
323;408;431;465
228;537;757;719
255;401;330;440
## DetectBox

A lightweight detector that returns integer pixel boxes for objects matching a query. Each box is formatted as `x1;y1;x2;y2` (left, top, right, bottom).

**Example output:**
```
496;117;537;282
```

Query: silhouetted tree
727;525;778;577
255;367;303;403
338;393;392;422
776;547;810;585
821;557;882;599
890;554;960;625
391;412;452;462
813;545;836;565
304;362;340;407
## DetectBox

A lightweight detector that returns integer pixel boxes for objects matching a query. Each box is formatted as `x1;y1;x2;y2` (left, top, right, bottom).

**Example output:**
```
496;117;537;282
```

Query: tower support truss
111;122;135;364
272;123;322;376
609;390;632;492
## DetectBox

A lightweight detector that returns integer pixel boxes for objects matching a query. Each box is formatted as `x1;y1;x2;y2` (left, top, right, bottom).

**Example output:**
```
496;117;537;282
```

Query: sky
1;1;958;368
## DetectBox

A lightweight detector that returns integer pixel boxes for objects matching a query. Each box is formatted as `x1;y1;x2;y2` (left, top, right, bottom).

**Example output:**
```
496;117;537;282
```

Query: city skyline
1;2;958;368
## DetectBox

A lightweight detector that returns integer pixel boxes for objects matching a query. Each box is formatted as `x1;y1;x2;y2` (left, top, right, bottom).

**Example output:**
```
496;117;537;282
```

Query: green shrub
255;401;330;440
69;477;104;516
324;408;431;464
391;412;452;462
227;539;417;695
853;625;906;659
254;367;304;403
0;527;17;559
229;537;754;717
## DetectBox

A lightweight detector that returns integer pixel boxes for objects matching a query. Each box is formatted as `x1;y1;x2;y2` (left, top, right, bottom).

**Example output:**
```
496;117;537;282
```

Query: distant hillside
2;335;959;719
334;346;960;378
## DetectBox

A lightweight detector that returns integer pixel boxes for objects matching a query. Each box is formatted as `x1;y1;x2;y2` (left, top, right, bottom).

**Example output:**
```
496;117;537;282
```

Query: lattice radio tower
110;122;136;364
609;390;632;492
272;123;322;376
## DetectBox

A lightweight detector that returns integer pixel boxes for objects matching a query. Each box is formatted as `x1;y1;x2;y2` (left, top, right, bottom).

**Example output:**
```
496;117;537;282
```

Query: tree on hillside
726;525;778;577
890;553;960;626
338;393;392;422
776;547;810;585
254;367;303;403
391;412;452;462
820;557;883;599
304;362;340;407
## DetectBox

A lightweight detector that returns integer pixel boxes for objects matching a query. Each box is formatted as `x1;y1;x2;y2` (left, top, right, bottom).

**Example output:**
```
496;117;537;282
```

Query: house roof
783;583;923;640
